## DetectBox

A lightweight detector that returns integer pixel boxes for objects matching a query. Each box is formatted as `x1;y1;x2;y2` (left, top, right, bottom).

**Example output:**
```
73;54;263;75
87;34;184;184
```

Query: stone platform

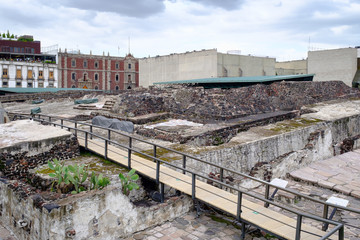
290;150;360;198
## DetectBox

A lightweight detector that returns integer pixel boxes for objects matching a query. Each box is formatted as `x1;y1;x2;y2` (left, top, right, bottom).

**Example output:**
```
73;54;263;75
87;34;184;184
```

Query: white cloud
0;0;359;61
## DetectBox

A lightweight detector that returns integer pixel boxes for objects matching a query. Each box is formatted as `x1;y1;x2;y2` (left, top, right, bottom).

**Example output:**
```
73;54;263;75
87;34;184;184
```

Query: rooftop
154;74;314;89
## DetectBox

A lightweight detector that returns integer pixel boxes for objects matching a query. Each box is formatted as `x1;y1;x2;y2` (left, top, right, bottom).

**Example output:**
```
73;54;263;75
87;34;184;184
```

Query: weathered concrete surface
0;120;72;155
0;102;10;124
290;150;360;198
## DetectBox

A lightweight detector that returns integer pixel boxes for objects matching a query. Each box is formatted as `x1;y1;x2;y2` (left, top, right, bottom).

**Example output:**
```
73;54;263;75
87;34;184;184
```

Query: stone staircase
102;98;116;111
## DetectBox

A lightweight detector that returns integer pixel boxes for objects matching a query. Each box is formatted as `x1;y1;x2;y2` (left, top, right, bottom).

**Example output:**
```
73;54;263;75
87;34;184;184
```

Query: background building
308;47;360;87
139;49;276;88
275;60;307;76
58;50;139;91
0;35;57;88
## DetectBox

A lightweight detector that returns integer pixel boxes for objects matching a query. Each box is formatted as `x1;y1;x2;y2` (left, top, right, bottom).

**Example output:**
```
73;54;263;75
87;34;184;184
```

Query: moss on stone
269;118;322;133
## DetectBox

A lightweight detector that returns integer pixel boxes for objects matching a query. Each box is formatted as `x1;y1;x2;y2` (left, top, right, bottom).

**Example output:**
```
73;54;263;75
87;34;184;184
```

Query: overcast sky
1;0;359;61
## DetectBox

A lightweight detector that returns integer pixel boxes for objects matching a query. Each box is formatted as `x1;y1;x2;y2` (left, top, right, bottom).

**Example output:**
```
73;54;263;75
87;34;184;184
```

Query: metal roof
0;87;101;94
154;74;315;85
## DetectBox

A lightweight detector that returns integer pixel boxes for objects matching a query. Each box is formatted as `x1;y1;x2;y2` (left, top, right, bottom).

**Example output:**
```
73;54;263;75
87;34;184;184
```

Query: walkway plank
77;137;339;240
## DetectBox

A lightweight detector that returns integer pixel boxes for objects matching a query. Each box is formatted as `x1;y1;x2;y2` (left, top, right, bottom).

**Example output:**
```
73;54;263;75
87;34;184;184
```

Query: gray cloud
56;0;166;18
187;0;245;10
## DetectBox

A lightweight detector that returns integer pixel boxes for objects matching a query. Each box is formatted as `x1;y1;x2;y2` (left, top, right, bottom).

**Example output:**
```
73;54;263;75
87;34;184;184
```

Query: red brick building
58;49;139;90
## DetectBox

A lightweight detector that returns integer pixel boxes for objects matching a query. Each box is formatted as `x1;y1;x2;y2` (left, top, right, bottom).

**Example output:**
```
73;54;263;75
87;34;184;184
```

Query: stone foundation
0;181;193;240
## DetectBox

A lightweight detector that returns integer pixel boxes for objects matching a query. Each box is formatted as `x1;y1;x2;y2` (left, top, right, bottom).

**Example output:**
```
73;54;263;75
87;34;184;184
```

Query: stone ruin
105;81;360;146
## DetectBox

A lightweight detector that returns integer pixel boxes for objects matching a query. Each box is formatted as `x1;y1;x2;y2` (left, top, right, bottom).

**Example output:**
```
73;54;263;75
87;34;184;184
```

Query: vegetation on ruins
48;159;71;192
67;164;88;194
119;169;139;196
47;159;111;194
89;171;110;190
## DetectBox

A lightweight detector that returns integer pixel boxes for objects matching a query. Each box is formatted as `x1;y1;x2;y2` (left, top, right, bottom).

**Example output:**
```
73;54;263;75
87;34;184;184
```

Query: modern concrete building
0;36;57;88
58;50;139;91
275;60;307;76
139;49;276;88
308;47;360;87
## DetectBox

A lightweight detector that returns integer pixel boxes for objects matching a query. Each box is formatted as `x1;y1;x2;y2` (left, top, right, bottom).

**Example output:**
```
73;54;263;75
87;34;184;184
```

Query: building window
128;63;131;69
49;71;54;80
48;82;54;87
16;81;21;87
2;69;8;78
95;86;99;90
71;59;76;67
16;69;22;79
83;60;88;68
38;82;44;88
115;63;119;69
27;70;33;79
95;73;98;81
83;73;87;81
71;72;76;80
115;86;119;91
27;82;33;88
72;85;76;88
115;74;119;81
128;74;131;82
39;70;43;79
94;62;99;68
2;81;8;87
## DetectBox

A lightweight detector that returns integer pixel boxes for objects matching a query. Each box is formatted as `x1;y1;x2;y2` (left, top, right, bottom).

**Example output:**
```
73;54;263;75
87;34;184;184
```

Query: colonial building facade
58;49;139;90
0;36;57;88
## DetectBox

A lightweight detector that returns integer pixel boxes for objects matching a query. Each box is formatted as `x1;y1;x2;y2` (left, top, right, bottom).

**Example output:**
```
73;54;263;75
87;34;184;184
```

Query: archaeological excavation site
1;80;360;239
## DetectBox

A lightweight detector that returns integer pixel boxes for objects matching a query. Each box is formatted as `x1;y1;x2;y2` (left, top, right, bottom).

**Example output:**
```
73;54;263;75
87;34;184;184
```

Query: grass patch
269;118;322;133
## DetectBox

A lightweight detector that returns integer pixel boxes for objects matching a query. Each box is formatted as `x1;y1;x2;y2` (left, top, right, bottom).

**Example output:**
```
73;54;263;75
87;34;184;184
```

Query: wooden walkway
77;136;337;240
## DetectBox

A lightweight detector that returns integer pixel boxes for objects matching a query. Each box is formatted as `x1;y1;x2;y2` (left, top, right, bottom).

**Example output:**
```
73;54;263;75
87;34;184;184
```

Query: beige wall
275;60;307;75
217;53;275;77
139;49;276;87
139;49;218;88
308;48;358;87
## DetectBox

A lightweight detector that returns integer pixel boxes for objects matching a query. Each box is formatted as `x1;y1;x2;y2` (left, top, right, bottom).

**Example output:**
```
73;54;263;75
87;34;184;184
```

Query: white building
308;47;360;87
0;60;58;88
139;49;276;88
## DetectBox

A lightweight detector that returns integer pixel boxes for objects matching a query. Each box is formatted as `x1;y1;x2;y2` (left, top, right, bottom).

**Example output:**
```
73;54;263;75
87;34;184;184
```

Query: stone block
317;180;336;189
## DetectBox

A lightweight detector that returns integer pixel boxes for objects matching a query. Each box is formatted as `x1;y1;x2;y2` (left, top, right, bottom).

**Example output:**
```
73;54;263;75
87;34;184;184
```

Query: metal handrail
12;113;349;239
20;113;360;214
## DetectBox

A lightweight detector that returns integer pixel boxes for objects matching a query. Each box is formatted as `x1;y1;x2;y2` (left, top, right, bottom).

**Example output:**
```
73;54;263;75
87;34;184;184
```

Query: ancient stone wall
112;81;360;122
0;182;193;240
0;136;79;181
174;113;360;188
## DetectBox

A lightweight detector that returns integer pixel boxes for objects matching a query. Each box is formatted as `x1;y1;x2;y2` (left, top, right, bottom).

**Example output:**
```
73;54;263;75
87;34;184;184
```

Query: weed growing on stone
89;172;110;190
47;159;111;194
119;169;139;196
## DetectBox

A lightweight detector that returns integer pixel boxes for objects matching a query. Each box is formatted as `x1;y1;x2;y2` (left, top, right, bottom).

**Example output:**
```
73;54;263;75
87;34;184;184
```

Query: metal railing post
49;116;51;123
182;155;186;174
339;224;344;240
192;173;196;200
295;215;302;240
90;125;93;139
104;139;108;159
237;191;242;221
85;132;88;150
61;119;63;129
160;183;165;203
75;122;77;136
153;145;157;163
156;160;160;185
264;184;270;207
220;168;224;189
128;137;132;169
322;204;329;231
108;129;111;141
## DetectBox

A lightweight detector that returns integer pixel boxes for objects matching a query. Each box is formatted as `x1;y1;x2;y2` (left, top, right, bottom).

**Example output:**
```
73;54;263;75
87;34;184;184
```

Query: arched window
95;86;98;90
72;85;76;88
115;86;119;91
83;73;87;81
95;73;98;81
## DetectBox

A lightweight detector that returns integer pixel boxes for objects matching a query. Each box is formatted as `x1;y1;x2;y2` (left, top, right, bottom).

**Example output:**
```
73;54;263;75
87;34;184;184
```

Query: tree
6;30;10;38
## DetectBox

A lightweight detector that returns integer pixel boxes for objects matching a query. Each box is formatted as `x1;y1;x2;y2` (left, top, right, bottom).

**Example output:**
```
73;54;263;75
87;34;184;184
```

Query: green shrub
119;169;139;196
89;172;110;190
68;164;88;194
48;159;70;192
